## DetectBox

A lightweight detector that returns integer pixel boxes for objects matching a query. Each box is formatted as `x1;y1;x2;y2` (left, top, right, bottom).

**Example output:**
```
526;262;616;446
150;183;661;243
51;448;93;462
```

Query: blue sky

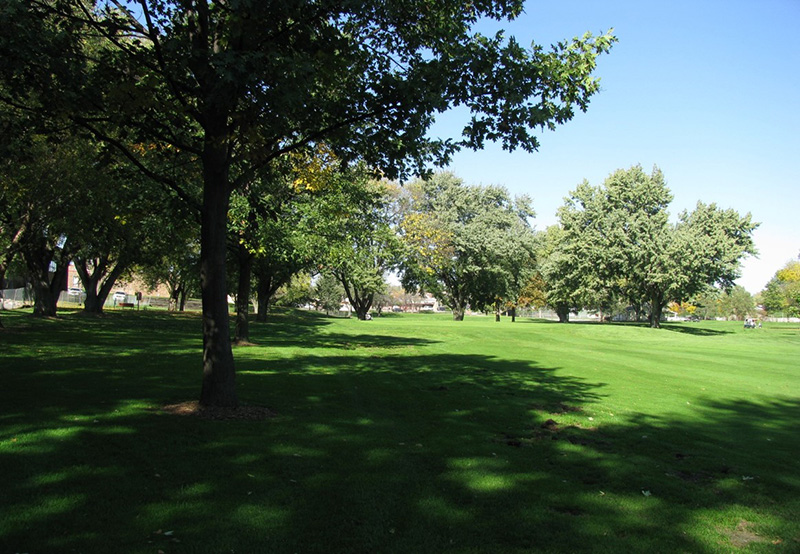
431;0;800;293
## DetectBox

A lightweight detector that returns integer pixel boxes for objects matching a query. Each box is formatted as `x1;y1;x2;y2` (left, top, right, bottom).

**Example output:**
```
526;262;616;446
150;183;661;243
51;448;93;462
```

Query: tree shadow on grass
660;324;731;337
244;310;440;351
1;313;798;553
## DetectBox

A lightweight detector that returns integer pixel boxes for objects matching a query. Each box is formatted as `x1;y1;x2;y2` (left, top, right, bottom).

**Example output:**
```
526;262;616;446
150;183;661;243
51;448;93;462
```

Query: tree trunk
353;293;374;320
83;289;102;312
452;305;465;321
255;273;273;322
556;304;570;323
75;259;102;313
649;290;665;329
1;214;29;327
75;257;127;314
234;243;253;344
337;271;374;321
25;239;69;317
0;263;7;328
494;301;501;322
179;287;188;312
198;139;238;408
511;306;516;323
31;260;67;317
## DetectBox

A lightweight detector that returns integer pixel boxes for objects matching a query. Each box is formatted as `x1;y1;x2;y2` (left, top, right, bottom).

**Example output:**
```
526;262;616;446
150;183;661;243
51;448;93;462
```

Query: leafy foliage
314;173;401;320
760;260;800;317
550;165;758;327
313;272;345;315
0;0;615;406
400;172;535;320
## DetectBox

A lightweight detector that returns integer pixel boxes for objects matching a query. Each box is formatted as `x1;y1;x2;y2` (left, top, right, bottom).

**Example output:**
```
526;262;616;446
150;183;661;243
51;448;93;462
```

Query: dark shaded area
660;323;732;337
0;310;797;553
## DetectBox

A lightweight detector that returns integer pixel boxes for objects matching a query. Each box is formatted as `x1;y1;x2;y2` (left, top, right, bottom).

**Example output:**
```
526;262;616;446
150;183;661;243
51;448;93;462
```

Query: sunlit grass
0;308;798;553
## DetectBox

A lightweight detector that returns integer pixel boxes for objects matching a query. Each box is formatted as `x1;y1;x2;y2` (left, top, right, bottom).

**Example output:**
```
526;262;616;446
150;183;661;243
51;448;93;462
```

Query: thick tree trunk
556;304;570;323
31;261;66;317
353;295;374;320
32;280;57;316
255;273;273;322
649;290;665;329
452;305;465;321
234;244;253;343
83;290;102;312
198;147;238;408
351;290;373;320
337;271;374;321
179;287;188;312
25;240;68;317
75;260;102;313
75;257;126;314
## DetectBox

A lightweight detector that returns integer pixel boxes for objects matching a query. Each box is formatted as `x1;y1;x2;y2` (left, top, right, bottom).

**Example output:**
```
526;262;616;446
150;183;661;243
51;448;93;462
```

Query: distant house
400;292;441;313
65;261;170;299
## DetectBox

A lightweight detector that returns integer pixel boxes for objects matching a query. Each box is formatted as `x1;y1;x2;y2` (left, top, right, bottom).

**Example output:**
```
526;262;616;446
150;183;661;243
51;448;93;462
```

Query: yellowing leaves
401;213;455;269
776;261;800;283
290;144;339;192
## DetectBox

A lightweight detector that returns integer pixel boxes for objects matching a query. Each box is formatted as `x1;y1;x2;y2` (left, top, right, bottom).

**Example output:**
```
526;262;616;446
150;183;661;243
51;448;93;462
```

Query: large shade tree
0;129;94;317
320;176;402;321
1;1;615;406
400;172;535;321
536;224;580;323
553;165;758;328
71;156;192;314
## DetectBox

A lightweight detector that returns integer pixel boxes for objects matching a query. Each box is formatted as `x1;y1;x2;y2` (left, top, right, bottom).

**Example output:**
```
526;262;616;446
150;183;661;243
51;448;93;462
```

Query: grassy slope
0;309;797;553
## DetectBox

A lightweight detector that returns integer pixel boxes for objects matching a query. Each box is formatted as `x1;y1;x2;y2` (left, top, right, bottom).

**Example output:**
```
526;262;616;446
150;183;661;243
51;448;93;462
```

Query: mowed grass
0;309;798;553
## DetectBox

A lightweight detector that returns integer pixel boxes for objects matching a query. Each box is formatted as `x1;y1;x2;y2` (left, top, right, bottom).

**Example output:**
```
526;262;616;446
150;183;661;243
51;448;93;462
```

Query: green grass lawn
1;309;798;553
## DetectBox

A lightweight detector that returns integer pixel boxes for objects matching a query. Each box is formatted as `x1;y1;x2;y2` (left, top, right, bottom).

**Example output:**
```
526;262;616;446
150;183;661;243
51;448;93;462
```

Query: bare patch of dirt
161;401;277;420
719;520;769;549
541;418;559;430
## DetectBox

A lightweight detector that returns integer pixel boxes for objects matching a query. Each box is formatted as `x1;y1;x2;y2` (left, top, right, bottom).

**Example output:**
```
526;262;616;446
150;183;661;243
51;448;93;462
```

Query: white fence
1;287;30;310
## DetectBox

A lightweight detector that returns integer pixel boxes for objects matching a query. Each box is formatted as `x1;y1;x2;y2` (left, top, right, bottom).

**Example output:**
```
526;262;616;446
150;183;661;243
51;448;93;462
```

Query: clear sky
430;0;799;294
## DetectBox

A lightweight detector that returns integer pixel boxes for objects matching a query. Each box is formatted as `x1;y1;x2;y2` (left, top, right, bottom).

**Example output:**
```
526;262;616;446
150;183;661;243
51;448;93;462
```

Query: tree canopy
1;0;615;406
551;165;758;327
760;259;800;317
400;172;535;321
